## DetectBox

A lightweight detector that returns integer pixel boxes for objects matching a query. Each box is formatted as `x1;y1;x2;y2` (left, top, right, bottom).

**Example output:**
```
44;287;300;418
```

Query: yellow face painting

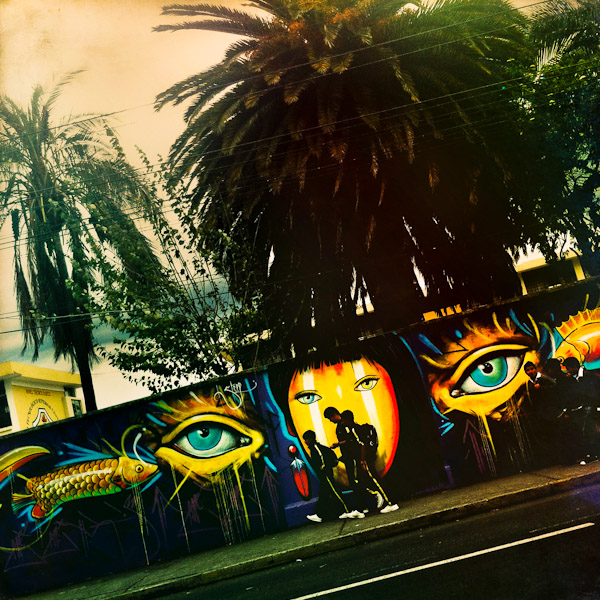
288;358;399;478
154;387;265;485
424;318;540;422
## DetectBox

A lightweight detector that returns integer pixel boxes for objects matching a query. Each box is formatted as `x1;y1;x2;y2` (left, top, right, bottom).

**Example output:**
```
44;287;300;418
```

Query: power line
1;52;595;249
0;57;595;296
0;185;594;332
155;0;552;105
0;0;554;149
0;7;594;320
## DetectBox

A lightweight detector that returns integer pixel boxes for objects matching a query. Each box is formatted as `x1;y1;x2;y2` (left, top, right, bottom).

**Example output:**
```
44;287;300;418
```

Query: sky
0;0;244;407
0;0;540;409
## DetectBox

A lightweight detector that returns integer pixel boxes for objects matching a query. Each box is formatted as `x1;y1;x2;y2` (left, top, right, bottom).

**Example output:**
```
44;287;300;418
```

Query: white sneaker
348;509;365;519
307;514;322;522
338;512;352;519
380;503;399;514
375;492;385;509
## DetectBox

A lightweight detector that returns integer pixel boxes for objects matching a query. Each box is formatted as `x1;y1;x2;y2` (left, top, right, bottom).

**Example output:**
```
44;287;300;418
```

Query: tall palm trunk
73;335;97;412
49;234;98;411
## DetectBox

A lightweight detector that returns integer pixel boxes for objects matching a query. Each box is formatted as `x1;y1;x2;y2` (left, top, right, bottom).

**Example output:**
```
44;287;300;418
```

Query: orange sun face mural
554;308;600;370
287;358;399;479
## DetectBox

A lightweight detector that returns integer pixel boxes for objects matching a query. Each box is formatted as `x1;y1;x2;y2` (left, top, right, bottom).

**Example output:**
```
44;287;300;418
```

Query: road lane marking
289;522;595;600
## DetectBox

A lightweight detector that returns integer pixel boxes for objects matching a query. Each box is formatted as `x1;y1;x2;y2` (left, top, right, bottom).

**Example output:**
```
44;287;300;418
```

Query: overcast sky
0;0;242;407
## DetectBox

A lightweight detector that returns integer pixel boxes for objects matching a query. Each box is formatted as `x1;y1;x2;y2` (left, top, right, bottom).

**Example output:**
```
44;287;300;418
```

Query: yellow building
514;251;586;295
0;361;84;436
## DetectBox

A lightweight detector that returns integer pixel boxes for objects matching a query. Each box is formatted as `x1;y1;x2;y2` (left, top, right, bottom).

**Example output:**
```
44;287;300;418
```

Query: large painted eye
454;353;523;396
173;422;252;458
156;412;265;484
354;376;379;392
294;391;322;405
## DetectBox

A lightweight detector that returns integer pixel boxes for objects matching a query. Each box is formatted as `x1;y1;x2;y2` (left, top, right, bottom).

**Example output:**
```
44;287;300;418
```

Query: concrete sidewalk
16;462;600;600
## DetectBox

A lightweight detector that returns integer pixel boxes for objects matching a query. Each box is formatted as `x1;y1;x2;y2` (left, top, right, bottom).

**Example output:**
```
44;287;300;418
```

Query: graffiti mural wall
0;375;283;597
402;281;600;483
1;279;600;596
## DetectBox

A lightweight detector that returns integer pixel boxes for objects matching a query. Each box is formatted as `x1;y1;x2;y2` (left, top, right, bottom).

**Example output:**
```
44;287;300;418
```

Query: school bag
320;444;339;469
358;423;379;454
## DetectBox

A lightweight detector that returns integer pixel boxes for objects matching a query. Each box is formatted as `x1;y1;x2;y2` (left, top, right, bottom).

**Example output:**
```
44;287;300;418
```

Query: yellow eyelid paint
445;344;529;386
354;376;379;391
160;413;260;445
156;413;265;483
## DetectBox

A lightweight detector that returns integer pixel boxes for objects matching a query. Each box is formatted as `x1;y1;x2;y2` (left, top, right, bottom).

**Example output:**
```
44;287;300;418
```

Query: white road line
289;522;595;600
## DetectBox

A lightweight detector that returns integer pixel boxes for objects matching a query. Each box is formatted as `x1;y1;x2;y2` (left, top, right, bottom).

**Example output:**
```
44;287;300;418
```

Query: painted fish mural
11;456;158;519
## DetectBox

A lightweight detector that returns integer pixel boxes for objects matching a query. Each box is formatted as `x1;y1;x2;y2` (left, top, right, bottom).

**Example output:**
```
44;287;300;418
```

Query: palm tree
155;0;562;355
531;0;599;54
0;83;163;410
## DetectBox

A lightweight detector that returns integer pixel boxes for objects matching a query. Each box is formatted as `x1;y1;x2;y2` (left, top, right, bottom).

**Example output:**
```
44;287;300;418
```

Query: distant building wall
12;385;70;428
1;279;600;597
0;362;83;436
515;252;585;295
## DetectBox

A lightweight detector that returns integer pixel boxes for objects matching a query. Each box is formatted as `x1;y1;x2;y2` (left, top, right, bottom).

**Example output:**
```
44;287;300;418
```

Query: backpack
358;423;379;454
321;445;339;469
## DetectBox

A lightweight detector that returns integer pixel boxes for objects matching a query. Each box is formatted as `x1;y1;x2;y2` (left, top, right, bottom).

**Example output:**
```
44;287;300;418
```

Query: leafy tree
155;0;564;356
524;0;600;274
0;82;165;410
92;155;265;392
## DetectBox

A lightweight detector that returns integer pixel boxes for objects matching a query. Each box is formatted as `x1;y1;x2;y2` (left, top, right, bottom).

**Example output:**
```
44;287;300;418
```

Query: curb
107;470;600;600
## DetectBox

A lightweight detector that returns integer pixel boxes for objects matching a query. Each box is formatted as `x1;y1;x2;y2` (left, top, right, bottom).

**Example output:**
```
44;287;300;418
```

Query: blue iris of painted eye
470;357;508;388
295;392;322;405
187;426;222;450
173;423;251;458
457;354;523;395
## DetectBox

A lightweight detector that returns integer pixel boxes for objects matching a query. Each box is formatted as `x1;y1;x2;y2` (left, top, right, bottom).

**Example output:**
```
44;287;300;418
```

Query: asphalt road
159;483;600;600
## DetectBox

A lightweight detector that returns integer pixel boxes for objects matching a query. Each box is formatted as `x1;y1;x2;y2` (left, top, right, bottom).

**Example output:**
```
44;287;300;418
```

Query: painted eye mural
406;310;554;479
355;376;379;392
156;413;264;482
171;418;253;459
147;384;265;486
294;391;322;405
418;314;550;421
142;379;275;546
287;357;399;483
428;343;535;422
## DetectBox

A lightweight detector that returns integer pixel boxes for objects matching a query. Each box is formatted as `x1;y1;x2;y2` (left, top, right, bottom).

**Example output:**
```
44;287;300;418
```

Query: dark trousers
344;452;389;509
315;469;348;519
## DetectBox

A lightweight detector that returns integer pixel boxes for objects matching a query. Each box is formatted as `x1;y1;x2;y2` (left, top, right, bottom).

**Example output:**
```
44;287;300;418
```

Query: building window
71;398;83;417
520;260;578;295
0;382;11;428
